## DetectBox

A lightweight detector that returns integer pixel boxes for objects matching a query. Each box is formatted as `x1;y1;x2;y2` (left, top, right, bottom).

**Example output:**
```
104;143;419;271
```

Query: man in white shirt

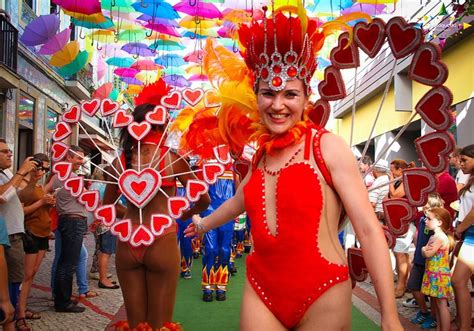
368;159;390;221
450;147;469;192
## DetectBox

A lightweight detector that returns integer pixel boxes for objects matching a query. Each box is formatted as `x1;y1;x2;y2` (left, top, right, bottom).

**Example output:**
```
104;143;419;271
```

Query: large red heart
64;176;84;197
415;86;454;131
182;88;204;106
51;142;69;162
202;163;225;184
307;99;330;128
118;168;161;208
234;159;250;180
145;105;167;125
383;198;417;236
101;98;120;117
204;89;220;108
128;121;151;141
318;66;346;101
168;197;190;219
52;162;72;181
415;131;455;174
111;219;132;242
161;91;182;109
330;32;360;70
354;18;386;58
213;145;231;164
386;16;423;59
186;180;209;202
150;214;173;236
403;168;438;207
62;105;81;123
81;98;100;117
347;247;368;286
382;225;396;249
95;204;117;227
113;109;133;128
130;225;154;247
53;122;72;141
409;43;448;87
79;190;100;212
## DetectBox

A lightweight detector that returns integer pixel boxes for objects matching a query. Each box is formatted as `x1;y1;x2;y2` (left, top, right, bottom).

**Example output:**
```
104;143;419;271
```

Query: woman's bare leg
452;257;473;331
17;251;45;318
394;252;409;296
435;298;451;331
98;252;114;287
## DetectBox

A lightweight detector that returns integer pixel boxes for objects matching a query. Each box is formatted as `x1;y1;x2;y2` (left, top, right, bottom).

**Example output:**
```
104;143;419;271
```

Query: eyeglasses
0;149;12;154
37;166;50;173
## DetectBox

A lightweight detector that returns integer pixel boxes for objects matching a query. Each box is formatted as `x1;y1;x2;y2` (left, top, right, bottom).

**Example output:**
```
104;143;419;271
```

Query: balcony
63;64;94;100
0;15;20;89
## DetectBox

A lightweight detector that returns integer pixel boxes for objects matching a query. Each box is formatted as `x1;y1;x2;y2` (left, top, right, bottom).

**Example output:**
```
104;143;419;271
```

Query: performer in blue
176;183;193;280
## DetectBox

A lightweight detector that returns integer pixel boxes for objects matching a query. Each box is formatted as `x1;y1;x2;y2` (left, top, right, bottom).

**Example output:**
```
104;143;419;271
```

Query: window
24;0;35;11
50;2;57;14
46;108;59;152
19;93;35;130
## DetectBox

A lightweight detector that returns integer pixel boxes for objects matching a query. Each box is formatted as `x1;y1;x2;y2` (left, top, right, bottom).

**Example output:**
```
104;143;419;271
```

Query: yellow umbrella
135;70;161;84
62;9;107;23
124;84;142;95
185;64;203;75
49;41;80;67
179;16;219;29
87;30;116;43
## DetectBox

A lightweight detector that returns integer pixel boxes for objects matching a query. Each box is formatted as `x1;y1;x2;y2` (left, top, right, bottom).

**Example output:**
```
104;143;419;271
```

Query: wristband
196;218;205;233
16;172;26;177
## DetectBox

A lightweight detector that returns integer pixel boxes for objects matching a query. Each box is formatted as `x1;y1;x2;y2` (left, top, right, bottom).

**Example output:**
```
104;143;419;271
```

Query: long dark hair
459;144;474;197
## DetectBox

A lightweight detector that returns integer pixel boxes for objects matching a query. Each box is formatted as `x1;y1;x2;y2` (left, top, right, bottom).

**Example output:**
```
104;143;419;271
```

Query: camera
31;158;42;167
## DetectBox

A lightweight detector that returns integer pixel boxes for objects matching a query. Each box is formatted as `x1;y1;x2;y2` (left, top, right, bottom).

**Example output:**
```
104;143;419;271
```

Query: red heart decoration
383;198;417;236
62;105;81;123
213;145;231;165
161;91;182;109
415;131;455;174
415;86;454;131
307;99;331;128
354;18;386;58
182;88;204;106
409;43;448;87
202;163;225;185
347;247;368;285
79;190;100;212
145;105;167;125
186;180;209;202
64;176;84;197
403;168;438;207
101;98;120;117
150;214;173;236
51;142;69;162
81;98;100;117
118;168;161;208
113;109;133;128
234;159;250;180
52;162;72;181
204;89;221;108
168;197;190;219
53;122;72;141
128;121;152;141
130;225;154;247
382;225;396;249
330;32;360;70
318;66;346;101
111;219;132;242
95;204;116;227
386;16;423;59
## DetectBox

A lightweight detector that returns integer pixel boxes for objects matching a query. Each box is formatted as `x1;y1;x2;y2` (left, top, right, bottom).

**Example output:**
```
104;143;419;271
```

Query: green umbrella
101;0;134;8
162;67;186;76
71;17;115;29
106;56;134;67
58;50;89;76
118;29;146;41
150;39;186;51
109;88;119;101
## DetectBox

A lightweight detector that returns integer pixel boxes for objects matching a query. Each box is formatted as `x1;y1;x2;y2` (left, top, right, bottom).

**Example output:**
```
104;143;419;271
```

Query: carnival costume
176;184;194;279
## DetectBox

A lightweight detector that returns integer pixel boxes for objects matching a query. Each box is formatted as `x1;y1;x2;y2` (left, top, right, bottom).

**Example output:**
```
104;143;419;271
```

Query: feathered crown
134;78;171;107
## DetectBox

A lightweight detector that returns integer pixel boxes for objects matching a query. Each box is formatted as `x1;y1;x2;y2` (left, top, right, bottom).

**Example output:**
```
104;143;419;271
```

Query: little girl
421;207;454;331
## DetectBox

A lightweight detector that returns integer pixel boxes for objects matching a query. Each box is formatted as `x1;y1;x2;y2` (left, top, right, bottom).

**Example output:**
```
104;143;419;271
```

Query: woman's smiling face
257;79;309;135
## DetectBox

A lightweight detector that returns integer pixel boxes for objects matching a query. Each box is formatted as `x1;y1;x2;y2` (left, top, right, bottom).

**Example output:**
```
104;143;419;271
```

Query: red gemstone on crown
272;55;281;62
261;68;269;79
273;65;282;74
286;54;296;63
272;76;283;87
259;55;268;65
300;68;307;77
287;66;298;77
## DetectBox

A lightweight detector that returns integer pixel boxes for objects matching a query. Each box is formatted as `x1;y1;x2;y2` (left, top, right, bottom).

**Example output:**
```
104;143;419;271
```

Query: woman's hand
0;299;15;325
42;193;55;206
184;215;205;238
381;314;403;331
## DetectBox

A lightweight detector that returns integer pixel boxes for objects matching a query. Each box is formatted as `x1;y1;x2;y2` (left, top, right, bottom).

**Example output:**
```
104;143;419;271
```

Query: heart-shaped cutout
53;122;72;142
118;168;161;208
213;145;231;165
130;224;154;247
128;121;152;141
318;66;346;101
95;204;117;227
415;86;454;131
204;89;221;108
415;131;455;174
409;42;448;87
403;168;438;207
167;197;190;219
234;159;250;180
382;225;396;249
150;214;173;236
51;142;69;162
307;99;331;128
64;176;84;197
101;98;120;117
182;88;204;106
62;105;81;123
186;180;209;203
145;105;167;125
386;16;423;59
383;198;417;236
330;32;360;70
347;247;368;285
78;190;100;212
113;109;133;128
202;163;225;185
354;18;386;58
161;91;182;109
52;162;72;181
81;98;100;117
111;219;132;242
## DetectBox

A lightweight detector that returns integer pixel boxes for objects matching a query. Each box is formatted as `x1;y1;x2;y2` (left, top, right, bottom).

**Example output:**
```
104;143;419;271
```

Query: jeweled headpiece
238;5;326;93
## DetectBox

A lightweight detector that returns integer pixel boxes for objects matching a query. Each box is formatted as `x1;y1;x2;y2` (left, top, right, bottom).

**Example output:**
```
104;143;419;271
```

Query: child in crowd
421;207;454;331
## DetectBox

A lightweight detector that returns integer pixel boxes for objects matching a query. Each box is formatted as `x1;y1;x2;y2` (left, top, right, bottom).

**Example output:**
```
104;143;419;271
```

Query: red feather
134;79;171;107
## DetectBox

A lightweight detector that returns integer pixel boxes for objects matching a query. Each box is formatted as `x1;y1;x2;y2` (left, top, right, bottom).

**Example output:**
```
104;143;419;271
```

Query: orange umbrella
49;40;80;67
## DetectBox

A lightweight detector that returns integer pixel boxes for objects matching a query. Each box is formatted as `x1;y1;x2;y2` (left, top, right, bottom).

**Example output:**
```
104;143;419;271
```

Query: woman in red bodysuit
185;4;402;330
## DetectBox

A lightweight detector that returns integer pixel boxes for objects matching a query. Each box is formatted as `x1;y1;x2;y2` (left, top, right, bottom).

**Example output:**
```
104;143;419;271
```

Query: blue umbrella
131;1;180;19
121;42;155;57
150;40;186;51
181;31;208;39
106;57;134;67
71;17;115;29
155;54;186;67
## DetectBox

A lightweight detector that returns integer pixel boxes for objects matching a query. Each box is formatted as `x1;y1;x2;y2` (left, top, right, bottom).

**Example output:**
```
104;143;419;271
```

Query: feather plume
134;79;171;107
181;114;224;160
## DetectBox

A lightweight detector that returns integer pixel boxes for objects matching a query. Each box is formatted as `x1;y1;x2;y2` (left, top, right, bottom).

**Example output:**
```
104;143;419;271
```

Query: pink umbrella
20;14;60;46
93;82;113;100
131;60;161;71
38;28;71;55
144;23;181;37
96;56;107;81
188;74;208;82
53;0;101;15
183;50;204;63
173;0;223;19
114;67;140;78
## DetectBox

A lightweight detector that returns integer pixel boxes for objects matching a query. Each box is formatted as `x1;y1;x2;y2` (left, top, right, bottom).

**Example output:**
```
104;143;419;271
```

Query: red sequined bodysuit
243;128;349;329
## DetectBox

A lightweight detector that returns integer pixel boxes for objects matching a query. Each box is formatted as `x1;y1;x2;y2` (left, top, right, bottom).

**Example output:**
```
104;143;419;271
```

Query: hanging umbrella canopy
145;31;181;42
155;54;186;67
164;74;190;88
135;70;160;84
121;77;144;85
96;55;107;81
93;82;114;100
179;16;218;29
101;0;134;9
37;28;71;55
117;29;147;41
181;31;208;39
188;74;208;82
88;30;116;43
54;0;101;15
150;39;186;51
131;1;180;19
131;59;161;71
62;9;107;23
137;15;179;28
124;84;143;95
174;0;223;19
49;40;80;67
71;16;115;29
162;67;186;76
183;50;204;63
106;56;134;67
114;67;140;77
185;64;203;75
121;42;155;57
57;50;89;76
20;14;60;46
144;23;181;37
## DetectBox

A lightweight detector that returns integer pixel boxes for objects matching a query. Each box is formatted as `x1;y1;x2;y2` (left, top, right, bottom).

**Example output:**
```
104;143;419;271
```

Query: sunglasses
36;166;50;172
0;149;13;154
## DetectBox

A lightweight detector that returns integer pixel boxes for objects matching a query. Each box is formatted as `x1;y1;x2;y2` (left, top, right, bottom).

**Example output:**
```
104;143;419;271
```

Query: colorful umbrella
163;74;190;88
163;67;186;76
71;16;115;29
88;30;116;43
131;59;161;71
135;70;160;84
54;0;101;15
144;23;181;37
174;0;223;19
121;77;144;85
117;29;147;41
62;9;107;23
96;55;107;81
136;14;179;28
183;50;204;63
92;82;114;100
114;67;140;78
20;14;60;46
131;1;179;19
57;50;89;76
155;54;186;67
179;16;218;29
121;42;155;57
181;31;208;39
37;28;71;55
106;56;134;67
49;40;80;67
150;39;186;51
188;74;208;82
